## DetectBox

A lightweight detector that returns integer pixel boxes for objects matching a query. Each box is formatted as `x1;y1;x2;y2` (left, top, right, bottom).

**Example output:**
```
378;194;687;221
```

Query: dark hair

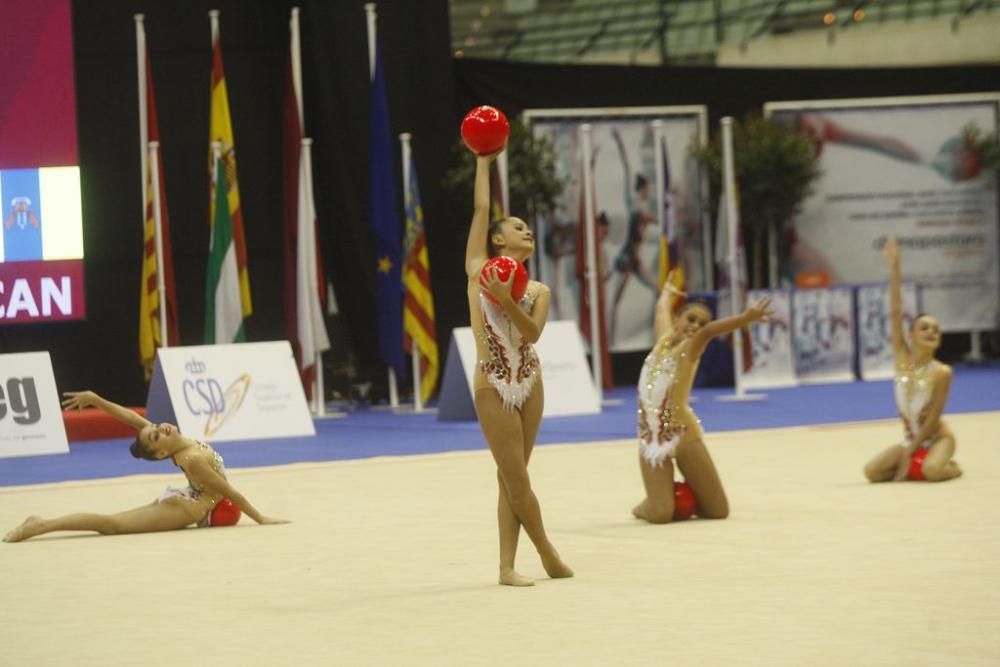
487;217;508;257
129;437;158;461
679;299;712;318
634;174;648;192
910;312;933;330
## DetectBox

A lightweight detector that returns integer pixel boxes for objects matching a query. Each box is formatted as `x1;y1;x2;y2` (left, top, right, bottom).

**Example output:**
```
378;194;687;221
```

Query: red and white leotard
477;291;541;411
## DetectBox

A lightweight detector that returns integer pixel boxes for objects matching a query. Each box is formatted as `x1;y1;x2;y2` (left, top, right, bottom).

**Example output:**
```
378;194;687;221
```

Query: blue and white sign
146;341;314;442
792;287;856;384
744;289;797;389
0;351;69;458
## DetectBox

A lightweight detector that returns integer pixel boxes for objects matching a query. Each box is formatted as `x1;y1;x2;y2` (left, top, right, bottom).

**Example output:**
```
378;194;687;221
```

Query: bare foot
499;567;535;587
632;500;649;520
540;547;574;579
3;516;45;543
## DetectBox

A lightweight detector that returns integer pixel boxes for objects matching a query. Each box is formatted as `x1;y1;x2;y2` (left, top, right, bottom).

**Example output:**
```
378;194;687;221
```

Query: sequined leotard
637;337;691;466
477;290;541;411
894;362;938;448
157;441;229;505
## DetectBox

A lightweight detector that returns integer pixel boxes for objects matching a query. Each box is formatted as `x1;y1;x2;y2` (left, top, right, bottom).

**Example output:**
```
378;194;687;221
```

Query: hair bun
129;440;142;459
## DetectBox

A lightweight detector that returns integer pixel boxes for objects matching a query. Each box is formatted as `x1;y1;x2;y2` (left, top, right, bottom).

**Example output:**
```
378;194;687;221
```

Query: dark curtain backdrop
2;0;996;402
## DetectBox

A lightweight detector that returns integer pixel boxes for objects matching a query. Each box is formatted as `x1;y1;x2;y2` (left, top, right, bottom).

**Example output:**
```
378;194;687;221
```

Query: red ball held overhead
479;256;528;305
672;481;698;521
461;105;510;156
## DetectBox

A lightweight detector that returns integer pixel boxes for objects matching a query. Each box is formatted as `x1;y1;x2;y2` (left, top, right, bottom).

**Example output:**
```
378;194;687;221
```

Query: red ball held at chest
461;105;510;156
479;256;528;304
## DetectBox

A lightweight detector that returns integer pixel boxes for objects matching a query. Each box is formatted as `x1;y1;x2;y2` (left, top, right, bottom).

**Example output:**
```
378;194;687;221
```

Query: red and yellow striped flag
402;150;438;403
139;159;161;379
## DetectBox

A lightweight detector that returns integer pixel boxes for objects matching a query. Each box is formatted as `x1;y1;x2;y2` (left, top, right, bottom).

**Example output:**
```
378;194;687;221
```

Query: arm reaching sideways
185;457;290;525
61;390;151;432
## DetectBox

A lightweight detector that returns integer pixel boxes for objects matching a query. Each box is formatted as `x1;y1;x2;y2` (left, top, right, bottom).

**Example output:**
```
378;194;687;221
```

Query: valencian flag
136;19;180;380
657;137;685;304
205;11;251;344
368;44;404;376
402;149;438;403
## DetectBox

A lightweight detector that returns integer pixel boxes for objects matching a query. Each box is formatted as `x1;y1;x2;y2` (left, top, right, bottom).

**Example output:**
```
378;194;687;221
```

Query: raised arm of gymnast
688;297;773;358
653;270;685;341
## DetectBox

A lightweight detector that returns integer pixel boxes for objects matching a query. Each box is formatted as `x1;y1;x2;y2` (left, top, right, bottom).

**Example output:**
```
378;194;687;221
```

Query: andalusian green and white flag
205;154;245;343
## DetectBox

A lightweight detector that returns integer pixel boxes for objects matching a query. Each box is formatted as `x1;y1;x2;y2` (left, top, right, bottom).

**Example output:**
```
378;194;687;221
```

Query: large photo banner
525;107;708;352
792;287;856;384
766;94;1000;332
856;282;920;381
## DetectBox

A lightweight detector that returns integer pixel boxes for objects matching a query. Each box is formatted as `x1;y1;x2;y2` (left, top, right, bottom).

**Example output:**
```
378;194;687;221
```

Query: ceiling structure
449;0;999;64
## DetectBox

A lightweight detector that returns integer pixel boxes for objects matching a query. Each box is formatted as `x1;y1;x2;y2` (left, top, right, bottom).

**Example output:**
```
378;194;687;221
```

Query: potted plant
695;113;821;288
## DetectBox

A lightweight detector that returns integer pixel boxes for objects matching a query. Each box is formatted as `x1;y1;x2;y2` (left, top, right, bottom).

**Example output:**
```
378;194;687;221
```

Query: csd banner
145;341;315;442
857;282;920;381
744;289;797;389
0;351;69;458
792;287;856;384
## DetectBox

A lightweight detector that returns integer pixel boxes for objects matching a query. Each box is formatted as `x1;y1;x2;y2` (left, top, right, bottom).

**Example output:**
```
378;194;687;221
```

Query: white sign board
744;289;798;389
0;351;69;458
145;341;315;442
438;320;600;420
792;287;857;384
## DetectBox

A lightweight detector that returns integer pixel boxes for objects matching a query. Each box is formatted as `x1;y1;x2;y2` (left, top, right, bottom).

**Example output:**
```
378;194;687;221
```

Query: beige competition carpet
1;411;998;666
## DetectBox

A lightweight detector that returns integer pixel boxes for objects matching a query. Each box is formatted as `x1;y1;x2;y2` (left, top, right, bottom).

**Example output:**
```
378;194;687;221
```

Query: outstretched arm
689;297;773;358
185;457;288;525
61;391;151;432
465;149;502;278
883;238;908;361
654;270;685;341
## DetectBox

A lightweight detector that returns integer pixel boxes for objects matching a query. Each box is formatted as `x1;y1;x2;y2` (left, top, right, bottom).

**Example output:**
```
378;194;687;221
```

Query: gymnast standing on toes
863;238;962;483
465;146;573;586
632;275;773;524
3;391;288;543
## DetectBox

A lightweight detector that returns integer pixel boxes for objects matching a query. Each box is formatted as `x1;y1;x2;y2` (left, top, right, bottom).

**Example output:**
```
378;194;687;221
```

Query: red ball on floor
208;498;242;527
673;482;698;521
908;448;928;481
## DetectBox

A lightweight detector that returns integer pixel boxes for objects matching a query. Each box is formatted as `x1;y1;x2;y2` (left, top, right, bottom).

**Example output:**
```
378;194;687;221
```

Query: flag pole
400;132;423;413
718;116;765;403
149;141;168;349
651;120;665;289
134;14;148;226
580;123;602;402
301;138;326;416
364;2;398;408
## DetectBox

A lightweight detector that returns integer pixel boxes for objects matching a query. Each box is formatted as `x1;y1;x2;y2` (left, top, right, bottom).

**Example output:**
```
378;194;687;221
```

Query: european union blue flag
1;169;44;262
369;46;404;376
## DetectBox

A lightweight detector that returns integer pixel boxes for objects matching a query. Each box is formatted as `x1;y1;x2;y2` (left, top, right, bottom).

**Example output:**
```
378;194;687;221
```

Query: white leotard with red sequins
636;340;687;466
477;291;541;411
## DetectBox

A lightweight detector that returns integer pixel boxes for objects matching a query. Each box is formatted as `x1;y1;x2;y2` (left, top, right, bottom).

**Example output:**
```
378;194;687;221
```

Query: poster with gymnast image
743;289;796;389
766;94;1000;332
792;287;856;384
525;107;708;352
